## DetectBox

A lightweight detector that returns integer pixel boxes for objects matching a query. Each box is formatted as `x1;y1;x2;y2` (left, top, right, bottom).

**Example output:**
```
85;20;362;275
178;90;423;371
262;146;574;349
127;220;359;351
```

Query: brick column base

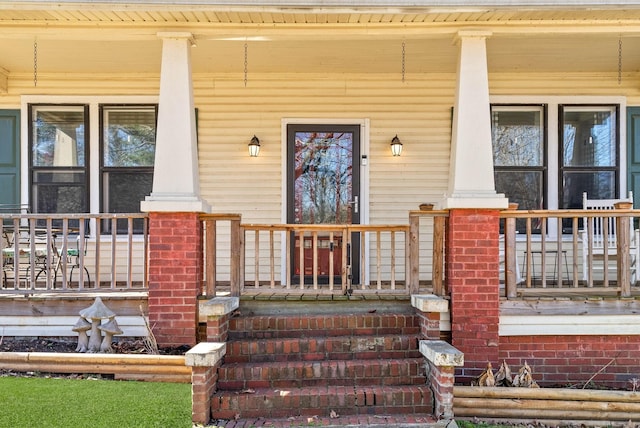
186;342;226;425
206;314;230;342
147;212;203;348
200;297;240;343
427;363;456;419
191;366;219;424
411;294;449;340
420;340;463;420
447;209;501;384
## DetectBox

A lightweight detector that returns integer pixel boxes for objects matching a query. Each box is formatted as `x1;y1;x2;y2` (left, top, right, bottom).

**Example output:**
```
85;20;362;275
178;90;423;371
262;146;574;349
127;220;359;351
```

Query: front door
287;124;361;287
628;107;640;208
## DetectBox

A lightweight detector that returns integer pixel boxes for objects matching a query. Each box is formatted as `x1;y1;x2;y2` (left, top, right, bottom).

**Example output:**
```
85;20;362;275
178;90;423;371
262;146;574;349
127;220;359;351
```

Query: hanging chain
618;35;622;85
244;42;248;87
33;38;38;87
401;41;406;83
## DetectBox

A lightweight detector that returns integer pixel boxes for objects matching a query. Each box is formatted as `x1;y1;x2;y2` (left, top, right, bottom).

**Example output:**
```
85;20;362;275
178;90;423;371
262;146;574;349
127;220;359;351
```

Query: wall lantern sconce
248;135;261;157
390;135;403;157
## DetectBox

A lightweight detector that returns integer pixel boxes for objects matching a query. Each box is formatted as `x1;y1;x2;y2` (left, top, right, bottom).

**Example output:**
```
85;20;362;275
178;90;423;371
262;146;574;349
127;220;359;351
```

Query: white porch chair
581;191;639;285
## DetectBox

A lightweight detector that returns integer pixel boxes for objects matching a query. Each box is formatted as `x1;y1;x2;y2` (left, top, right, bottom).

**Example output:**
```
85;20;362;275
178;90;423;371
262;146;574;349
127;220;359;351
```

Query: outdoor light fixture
390;135;403;157
248;135;261;157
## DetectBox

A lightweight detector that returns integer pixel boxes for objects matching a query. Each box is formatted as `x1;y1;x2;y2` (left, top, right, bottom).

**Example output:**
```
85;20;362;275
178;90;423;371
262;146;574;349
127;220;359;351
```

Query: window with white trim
491;102;621;233
29;104;89;214
560;105;619;209
100;105;157;233
28;102;157;233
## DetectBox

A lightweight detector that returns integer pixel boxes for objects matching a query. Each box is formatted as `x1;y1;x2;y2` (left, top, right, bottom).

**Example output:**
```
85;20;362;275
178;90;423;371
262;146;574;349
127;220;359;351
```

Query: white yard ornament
75;297;121;353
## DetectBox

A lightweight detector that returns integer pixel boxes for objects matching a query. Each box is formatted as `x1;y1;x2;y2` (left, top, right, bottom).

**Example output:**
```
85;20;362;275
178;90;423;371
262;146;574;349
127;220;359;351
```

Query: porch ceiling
1;32;639;75
1;4;640;75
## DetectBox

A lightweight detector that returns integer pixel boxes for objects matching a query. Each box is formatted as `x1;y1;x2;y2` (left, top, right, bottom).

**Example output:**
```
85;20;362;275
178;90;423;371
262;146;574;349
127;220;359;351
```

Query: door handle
349;196;359;214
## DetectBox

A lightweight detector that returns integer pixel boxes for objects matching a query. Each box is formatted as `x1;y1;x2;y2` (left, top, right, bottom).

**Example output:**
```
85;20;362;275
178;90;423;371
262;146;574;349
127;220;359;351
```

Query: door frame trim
280;117;370;286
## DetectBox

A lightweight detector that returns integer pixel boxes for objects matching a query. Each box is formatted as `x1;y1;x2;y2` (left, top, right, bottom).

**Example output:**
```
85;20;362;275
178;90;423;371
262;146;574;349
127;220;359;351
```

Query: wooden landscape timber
454;386;640;425
0;351;190;383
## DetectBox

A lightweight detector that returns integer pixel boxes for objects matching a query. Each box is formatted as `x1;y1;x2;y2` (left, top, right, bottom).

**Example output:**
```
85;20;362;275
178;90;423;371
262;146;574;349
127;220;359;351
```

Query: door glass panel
293;131;354;224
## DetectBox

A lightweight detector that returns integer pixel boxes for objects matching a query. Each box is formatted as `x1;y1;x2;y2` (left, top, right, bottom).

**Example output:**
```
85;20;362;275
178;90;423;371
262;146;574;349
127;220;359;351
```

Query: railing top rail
408;209;450;217
200;213;242;221
500;209;640;219
0;213;148;220
241;223;409;232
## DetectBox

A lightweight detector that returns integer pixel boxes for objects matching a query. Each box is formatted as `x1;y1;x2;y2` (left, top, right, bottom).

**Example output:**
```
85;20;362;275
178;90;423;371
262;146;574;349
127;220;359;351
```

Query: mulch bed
0;338;189;355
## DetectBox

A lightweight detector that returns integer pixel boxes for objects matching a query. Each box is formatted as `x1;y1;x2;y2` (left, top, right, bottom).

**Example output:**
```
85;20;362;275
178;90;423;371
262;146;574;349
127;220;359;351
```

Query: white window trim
491;95;627;238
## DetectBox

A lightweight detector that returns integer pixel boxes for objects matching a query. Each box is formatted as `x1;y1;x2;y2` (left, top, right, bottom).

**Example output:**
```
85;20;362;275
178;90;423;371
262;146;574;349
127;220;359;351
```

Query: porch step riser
228;314;420;339
218;358;426;389
224;335;421;363
214;311;432;421
211;386;433;420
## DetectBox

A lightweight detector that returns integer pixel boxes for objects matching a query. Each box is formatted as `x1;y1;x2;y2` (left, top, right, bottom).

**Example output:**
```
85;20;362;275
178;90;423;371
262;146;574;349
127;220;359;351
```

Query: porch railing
200;211;448;297
500;208;639;299
0;213;148;294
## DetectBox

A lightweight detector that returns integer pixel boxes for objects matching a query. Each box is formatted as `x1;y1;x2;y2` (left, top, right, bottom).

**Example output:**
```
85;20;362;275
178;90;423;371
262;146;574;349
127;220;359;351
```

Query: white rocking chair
581;191;639;285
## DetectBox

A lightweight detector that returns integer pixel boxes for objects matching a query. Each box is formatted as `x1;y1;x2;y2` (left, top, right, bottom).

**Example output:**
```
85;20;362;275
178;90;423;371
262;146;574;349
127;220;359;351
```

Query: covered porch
2;3;640;417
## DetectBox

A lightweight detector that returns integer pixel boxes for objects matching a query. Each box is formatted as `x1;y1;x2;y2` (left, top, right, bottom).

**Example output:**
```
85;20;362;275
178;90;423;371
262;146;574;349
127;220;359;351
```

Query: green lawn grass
0;376;192;428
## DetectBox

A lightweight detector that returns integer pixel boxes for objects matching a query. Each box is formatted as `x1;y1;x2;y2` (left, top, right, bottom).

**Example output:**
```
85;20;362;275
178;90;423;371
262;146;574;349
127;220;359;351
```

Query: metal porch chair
55;234;91;287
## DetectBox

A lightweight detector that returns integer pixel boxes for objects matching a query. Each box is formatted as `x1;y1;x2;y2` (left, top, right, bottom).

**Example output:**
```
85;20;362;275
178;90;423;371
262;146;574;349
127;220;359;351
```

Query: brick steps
228;313;420;339
213;311;433;421
213;413;440;428
210;384;433;420
209;413;439;428
218;357;426;389
224;334;422;363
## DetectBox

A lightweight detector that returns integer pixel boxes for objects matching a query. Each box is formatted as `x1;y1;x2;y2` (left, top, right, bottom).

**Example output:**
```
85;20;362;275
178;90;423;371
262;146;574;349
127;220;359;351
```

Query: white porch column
141;32;209;213
439;31;508;210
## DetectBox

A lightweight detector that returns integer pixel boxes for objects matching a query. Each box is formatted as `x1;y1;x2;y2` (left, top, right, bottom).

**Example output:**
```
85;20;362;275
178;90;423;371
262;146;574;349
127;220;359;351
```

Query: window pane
105;171;153;213
562;107;616;167
562;171;616;209
34;185;85;214
496;171;543;211
101;172;152;233
103;107;156;167
32;106;86;167
32;170;86;214
492;107;543;167
496;170;543;233
33;171;85;184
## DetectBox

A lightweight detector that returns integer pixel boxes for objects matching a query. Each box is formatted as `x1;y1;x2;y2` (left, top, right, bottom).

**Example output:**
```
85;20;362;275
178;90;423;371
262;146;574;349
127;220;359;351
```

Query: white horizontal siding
0;315;147;337
2;71;640;282
500;314;640;336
